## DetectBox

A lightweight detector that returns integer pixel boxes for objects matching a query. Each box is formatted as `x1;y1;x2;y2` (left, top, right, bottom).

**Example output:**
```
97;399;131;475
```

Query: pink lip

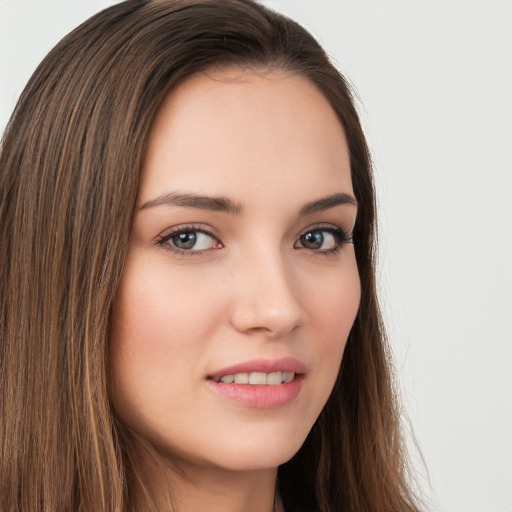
206;357;306;409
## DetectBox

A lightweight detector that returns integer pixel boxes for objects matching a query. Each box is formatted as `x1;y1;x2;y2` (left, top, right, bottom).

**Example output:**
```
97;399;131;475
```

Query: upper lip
208;357;306;380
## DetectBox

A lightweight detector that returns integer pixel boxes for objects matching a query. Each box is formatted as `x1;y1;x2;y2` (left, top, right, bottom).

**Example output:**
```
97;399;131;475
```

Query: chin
210;445;301;472
146;420;310;474
198;423;312;472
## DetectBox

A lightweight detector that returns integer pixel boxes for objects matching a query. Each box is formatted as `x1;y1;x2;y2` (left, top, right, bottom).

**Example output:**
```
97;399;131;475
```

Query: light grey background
1;1;511;511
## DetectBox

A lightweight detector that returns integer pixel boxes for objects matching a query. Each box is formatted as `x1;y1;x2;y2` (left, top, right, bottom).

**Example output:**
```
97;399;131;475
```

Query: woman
0;0;421;510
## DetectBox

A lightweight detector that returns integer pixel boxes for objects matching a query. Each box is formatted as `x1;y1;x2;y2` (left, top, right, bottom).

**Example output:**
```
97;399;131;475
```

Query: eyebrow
140;192;243;214
139;191;357;215
299;192;357;216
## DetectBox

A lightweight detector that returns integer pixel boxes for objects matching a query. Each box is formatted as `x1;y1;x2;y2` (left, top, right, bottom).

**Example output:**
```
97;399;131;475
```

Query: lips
206;357;306;408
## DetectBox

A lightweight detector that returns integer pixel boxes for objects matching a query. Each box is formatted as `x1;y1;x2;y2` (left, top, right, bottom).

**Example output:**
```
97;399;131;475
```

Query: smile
214;371;295;385
206;358;306;408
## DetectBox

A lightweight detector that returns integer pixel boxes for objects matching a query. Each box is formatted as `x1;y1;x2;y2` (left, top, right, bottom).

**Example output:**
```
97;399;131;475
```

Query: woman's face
110;69;360;473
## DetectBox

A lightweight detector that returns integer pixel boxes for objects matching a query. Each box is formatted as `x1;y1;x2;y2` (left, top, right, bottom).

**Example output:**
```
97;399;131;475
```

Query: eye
157;227;221;253
295;227;352;252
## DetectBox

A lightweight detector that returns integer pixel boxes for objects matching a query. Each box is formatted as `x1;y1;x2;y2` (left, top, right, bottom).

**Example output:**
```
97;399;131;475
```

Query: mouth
210;371;296;385
206;358;306;408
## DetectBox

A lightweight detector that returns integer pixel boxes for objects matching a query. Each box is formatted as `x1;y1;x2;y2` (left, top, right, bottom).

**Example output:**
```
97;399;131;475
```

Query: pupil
173;232;196;249
302;231;323;249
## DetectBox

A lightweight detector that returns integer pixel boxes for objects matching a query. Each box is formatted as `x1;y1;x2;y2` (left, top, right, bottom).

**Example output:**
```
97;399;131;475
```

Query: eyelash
155;224;353;256
296;225;353;255
156;224;221;256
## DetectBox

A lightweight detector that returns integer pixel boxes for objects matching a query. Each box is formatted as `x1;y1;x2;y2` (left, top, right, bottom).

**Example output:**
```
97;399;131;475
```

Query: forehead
139;68;352;207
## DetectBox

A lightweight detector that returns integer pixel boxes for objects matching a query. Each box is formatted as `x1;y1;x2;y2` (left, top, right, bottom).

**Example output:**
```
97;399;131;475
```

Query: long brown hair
0;1;420;510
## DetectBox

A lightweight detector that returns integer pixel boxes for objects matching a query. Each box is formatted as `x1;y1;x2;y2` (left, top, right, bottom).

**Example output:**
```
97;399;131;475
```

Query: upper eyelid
298;222;350;235
157;222;344;237
156;224;220;242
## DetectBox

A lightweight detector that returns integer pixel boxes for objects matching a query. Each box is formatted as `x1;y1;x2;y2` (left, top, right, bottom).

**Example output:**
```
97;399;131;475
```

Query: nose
229;249;308;338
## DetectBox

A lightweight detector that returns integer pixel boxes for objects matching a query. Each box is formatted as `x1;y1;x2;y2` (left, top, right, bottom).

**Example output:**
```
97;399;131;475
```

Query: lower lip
206;377;303;408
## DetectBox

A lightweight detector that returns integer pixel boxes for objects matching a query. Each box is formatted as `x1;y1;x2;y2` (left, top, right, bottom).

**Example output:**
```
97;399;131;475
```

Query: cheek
307;259;360;374
108;257;223;420
311;258;360;337
111;255;222;352
288;258;360;436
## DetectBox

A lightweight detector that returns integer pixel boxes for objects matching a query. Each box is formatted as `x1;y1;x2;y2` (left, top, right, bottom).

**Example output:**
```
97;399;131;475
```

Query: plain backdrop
1;1;511;511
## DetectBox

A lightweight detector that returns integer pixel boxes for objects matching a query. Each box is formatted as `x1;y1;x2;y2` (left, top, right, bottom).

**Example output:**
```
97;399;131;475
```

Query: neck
171;465;277;512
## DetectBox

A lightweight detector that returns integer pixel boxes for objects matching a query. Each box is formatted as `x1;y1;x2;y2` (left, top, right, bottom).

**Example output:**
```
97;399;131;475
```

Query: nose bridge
230;243;307;337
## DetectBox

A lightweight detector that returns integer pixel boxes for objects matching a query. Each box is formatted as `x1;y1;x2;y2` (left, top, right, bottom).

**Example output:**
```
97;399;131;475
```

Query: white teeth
282;371;294;383
248;372;267;385
234;373;249;384
218;371;296;385
266;372;282;385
